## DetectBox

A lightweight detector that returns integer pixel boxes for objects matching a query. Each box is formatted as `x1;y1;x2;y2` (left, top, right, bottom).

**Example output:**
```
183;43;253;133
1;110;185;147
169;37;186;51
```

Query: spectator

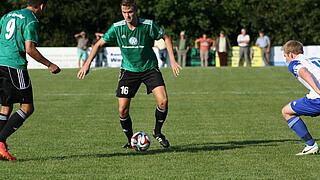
195;34;213;67
74;31;89;68
92;32;106;67
154;38;169;67
237;28;251;66
176;31;189;67
215;31;231;66
255;30;271;66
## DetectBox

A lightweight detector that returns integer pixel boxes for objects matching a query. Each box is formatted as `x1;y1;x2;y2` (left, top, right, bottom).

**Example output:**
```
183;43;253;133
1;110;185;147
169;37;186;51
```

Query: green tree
1;0;320;46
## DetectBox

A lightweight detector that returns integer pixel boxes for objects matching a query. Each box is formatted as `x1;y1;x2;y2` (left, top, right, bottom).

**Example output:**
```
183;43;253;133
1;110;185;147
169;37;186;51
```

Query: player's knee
24;107;34;117
20;104;34;117
157;98;168;110
28;107;34;116
281;107;290;121
118;106;129;118
0;106;13;116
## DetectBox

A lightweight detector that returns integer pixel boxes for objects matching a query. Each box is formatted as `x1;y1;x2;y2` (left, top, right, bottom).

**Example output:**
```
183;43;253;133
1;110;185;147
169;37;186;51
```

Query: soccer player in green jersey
78;0;181;149
0;0;60;160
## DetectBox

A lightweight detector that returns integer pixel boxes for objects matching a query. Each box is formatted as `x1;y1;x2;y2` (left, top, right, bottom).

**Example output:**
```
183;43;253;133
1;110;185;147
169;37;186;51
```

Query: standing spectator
92;32;105;67
215;31;231;66
237;28;250;66
74;31;89;68
154;38;169;67
176;31;189;67
195;34;213;67
255;30;271;66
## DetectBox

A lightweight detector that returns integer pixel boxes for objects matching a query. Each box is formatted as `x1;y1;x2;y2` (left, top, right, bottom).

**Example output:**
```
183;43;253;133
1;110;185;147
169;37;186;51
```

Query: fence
26;46;320;69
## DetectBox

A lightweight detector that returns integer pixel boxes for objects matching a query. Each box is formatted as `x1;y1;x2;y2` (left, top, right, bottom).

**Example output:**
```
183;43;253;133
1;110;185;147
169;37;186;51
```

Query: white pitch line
45;90;303;97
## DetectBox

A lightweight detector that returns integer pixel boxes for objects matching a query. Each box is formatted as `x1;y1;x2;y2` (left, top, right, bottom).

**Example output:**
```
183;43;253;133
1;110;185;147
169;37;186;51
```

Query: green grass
1;67;320;179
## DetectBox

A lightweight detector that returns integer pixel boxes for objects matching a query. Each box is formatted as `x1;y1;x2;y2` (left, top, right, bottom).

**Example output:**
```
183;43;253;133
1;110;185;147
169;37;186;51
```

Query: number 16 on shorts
120;86;129;95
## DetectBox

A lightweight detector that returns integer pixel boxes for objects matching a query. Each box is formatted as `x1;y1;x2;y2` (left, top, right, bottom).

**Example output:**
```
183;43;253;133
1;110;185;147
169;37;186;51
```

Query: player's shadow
18;138;301;162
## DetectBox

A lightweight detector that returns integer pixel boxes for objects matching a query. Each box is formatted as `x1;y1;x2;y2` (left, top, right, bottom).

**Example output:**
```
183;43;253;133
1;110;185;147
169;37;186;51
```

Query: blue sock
287;116;315;146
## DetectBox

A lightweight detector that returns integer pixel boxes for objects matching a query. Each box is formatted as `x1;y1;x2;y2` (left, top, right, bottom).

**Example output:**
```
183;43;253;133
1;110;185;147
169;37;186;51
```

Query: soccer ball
130;131;151;151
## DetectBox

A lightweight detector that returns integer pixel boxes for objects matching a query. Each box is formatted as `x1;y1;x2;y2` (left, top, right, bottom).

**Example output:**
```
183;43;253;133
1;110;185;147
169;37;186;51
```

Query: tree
1;0;320;46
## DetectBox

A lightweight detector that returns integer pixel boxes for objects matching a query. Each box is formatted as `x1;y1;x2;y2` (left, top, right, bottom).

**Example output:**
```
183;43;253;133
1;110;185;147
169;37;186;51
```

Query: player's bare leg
152;86;170;148
118;98;133;148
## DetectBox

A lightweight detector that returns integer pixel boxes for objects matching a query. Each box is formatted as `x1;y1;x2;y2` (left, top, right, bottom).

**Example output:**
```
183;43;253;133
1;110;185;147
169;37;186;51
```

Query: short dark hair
120;0;137;10
27;0;48;7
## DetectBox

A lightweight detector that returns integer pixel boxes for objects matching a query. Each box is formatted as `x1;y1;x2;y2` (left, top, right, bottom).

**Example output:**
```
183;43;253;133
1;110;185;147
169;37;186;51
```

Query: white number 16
120;86;129;95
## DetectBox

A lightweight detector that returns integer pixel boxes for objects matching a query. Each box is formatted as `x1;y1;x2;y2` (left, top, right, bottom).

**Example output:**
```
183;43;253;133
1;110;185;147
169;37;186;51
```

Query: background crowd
154;28;271;67
74;28;271;68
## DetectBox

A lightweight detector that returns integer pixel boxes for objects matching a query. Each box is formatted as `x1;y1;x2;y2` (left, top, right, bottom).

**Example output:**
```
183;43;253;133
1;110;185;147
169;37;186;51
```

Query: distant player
282;40;320;155
0;0;60;160
78;0;181;148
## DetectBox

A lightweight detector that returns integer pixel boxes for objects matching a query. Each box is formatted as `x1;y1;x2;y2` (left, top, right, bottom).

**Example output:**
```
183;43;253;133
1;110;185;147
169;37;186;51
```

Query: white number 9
5;18;16;40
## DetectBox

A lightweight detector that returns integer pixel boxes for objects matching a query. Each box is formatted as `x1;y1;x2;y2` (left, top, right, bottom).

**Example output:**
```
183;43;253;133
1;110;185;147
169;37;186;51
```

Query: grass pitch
1;67;320;179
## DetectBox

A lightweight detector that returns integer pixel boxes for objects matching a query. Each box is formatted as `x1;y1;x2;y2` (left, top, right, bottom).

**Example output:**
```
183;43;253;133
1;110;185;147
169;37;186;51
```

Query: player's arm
163;34;182;77
25;41;60;74
77;38;106;79
298;67;320;94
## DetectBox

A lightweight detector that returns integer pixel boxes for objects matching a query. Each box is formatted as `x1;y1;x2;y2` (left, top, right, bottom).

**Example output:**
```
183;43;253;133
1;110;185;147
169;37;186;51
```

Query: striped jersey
288;54;320;99
103;18;165;72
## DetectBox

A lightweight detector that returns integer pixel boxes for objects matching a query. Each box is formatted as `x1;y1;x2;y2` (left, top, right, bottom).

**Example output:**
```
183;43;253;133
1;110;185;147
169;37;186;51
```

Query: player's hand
48;63;61;74
77;64;90;79
170;61;182;77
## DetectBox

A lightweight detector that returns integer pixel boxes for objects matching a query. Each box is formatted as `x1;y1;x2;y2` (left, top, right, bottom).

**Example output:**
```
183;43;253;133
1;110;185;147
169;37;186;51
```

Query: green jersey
0;8;39;70
103;18;165;72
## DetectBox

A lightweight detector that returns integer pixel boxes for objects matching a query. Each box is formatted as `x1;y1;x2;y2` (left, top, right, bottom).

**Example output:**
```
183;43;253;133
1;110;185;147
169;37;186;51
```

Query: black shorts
0;66;33;105
116;68;165;98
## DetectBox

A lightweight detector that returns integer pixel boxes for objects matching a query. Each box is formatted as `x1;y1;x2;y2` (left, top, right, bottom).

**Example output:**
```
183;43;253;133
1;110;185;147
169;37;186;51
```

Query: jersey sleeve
102;25;117;43
288;60;303;78
149;21;165;40
24;21;39;44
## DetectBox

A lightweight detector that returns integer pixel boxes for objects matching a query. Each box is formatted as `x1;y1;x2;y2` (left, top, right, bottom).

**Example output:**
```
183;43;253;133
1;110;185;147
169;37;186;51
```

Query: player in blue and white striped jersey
282;40;320;155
